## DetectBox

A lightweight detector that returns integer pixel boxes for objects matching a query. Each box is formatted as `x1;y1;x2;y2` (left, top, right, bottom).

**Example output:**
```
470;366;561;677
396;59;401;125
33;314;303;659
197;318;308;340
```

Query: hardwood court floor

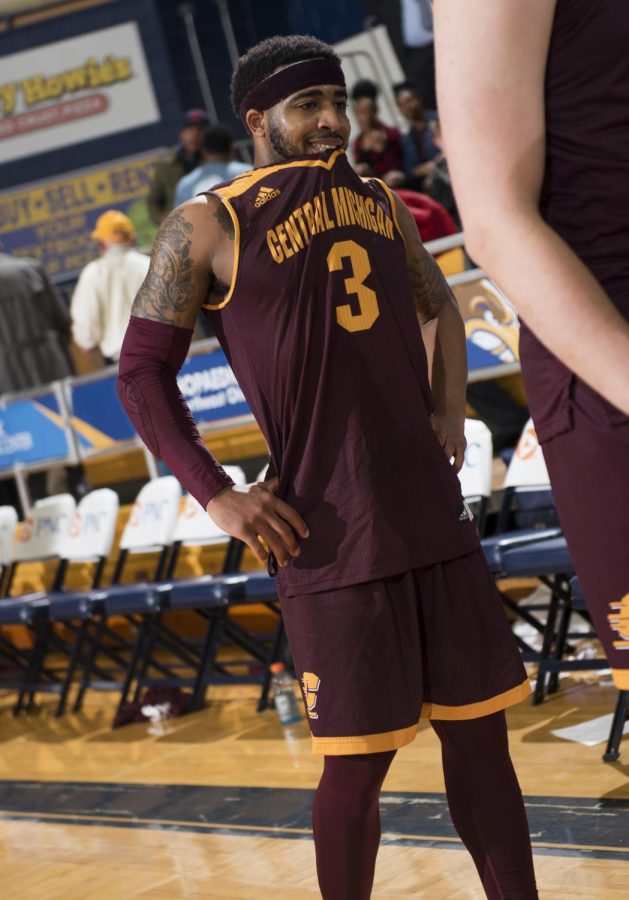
0;675;628;899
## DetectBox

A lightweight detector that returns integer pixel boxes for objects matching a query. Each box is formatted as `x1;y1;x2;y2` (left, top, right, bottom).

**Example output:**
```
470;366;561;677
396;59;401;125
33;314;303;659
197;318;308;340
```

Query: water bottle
270;662;301;725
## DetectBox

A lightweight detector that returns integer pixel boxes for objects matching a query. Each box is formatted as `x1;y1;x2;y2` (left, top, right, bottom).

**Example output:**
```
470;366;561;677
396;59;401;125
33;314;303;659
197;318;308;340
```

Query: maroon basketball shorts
539;380;629;691
280;548;529;755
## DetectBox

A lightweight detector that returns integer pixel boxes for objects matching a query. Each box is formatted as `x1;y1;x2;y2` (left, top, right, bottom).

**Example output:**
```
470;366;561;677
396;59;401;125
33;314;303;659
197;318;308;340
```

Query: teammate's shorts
539;379;629;690
280;548;530;755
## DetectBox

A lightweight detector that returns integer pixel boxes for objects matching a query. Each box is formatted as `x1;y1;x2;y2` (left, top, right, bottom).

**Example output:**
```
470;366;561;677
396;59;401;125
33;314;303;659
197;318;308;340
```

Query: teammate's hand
206;476;309;567
430;412;466;473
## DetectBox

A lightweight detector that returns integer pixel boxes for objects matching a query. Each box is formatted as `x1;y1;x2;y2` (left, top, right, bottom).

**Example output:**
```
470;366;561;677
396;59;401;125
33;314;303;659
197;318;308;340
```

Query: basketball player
117;35;538;899
435;2;629;696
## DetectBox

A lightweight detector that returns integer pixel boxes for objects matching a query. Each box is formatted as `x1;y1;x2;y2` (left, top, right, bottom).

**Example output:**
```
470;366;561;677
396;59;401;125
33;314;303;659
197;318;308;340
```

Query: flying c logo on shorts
608;593;629;650
301;672;321;719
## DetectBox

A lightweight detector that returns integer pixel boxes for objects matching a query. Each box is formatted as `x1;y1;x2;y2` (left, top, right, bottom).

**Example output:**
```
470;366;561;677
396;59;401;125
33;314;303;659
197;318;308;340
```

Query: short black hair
392;80;420;97
204;123;234;155
351;79;378;102
230;34;340;117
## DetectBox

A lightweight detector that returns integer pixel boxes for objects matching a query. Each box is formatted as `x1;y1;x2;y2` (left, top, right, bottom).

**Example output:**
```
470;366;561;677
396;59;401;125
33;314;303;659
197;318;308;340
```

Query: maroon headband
239;57;346;125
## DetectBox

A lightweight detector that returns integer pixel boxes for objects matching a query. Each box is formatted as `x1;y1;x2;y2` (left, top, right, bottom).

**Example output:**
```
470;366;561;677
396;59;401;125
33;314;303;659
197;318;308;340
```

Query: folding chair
481;419;561;573
121;467;286;717
457;418;493;535
0;505;18;598
0;494;76;710
71;476;182;713
2;494;76;598
9;489;120;715
498;535;575;703
0;491;120;714
501;532;624;710
114;467;247;717
478;420;564;661
0;505;23;676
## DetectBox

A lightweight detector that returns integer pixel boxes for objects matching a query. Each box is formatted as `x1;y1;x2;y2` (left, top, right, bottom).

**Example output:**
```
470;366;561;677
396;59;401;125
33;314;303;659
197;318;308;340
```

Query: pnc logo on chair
301;672;321;719
255;186;281;208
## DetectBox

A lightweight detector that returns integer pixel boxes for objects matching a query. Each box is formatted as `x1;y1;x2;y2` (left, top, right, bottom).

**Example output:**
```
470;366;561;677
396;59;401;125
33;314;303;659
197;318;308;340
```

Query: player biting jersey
117;35;538;900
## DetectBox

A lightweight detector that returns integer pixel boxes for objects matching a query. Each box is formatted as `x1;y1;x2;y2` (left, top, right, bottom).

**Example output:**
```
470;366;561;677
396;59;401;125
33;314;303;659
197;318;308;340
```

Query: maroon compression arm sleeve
116;316;235;508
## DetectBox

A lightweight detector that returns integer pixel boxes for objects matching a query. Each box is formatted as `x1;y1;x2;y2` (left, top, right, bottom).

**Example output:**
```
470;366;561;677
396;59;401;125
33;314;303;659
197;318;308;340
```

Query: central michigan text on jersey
202;148;478;597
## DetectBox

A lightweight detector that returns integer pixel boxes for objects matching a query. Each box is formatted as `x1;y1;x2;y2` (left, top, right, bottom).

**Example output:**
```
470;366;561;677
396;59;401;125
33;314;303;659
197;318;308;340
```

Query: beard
268;118;301;160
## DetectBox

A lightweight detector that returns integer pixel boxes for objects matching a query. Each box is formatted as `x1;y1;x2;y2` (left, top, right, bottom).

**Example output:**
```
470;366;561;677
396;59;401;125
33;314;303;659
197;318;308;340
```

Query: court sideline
0;675;628;898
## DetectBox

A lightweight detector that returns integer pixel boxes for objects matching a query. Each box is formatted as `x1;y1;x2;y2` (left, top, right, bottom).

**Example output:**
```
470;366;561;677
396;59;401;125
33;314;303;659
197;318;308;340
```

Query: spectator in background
393;81;441;192
70;211;149;364
395;189;457;243
367;0;436;109
0;243;77;511
147;109;208;225
0;243;73;393
174;124;250;206
422;119;460;227
351;79;405;185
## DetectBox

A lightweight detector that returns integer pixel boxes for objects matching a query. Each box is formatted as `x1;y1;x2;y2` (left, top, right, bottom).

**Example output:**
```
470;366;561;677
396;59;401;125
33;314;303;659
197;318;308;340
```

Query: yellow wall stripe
34;401;116;449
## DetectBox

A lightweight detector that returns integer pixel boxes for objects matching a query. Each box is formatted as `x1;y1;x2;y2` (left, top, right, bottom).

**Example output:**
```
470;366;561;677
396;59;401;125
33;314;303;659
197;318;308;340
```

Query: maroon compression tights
312;711;538;899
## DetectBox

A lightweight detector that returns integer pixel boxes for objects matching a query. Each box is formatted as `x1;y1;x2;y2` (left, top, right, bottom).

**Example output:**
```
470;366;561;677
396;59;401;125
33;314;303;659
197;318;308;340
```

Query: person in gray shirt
174;124;250;207
0;247;73;394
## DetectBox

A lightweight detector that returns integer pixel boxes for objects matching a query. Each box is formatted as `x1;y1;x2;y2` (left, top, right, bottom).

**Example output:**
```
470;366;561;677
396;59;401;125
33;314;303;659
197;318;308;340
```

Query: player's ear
246;109;266;137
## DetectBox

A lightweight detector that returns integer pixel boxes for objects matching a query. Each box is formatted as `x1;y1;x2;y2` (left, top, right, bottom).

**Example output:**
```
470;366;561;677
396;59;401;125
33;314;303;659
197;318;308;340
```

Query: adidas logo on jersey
255;185;281;207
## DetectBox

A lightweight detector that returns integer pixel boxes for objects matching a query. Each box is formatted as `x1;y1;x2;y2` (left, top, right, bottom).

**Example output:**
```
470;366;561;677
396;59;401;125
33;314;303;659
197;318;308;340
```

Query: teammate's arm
435;0;629;416
393;193;467;472
117;199;308;567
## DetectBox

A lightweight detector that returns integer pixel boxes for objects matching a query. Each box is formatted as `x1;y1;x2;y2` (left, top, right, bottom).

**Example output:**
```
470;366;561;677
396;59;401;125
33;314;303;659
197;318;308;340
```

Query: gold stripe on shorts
611;668;629;690
311;722;418;756
419;679;531;721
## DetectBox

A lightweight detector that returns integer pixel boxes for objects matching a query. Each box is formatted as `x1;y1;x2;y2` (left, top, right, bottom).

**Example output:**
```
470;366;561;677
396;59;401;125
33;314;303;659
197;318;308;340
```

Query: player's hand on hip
430;412;467;473
206;477;309;567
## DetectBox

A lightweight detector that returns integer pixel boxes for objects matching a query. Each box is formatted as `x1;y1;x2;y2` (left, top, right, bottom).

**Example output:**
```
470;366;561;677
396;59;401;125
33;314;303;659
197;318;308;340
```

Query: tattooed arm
117;199;235;503
393;193;467;471
117;198;308;567
131;201;228;327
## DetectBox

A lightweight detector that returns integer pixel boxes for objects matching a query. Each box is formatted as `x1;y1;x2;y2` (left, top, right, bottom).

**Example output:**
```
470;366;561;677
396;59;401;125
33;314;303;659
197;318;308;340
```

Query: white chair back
119;476;182;551
504;418;550;489
64;489;119;561
173;466;246;544
256;465;270;482
458;419;493;500
0;506;18;566
14;494;76;562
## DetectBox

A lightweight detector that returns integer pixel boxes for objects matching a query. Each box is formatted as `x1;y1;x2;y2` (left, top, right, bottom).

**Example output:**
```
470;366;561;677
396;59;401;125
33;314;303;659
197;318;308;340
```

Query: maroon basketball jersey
205;149;477;597
521;0;629;440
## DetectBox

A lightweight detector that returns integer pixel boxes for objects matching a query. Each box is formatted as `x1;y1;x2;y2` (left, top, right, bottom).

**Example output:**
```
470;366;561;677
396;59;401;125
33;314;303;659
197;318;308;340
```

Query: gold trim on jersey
311;722;418;756
213;149;346;201
202;197;240;311
419;679;531;721
371;177;406;245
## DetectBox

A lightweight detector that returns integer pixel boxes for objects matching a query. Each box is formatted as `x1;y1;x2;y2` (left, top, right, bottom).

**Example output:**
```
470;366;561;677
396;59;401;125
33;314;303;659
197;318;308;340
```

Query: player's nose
317;103;344;131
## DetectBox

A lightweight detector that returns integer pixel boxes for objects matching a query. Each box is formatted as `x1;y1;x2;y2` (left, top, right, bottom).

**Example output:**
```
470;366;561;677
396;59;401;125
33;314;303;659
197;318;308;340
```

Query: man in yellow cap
70;210;150;364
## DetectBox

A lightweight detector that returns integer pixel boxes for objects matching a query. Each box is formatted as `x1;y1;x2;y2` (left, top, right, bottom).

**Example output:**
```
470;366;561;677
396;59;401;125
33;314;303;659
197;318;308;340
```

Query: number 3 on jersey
327;240;380;333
